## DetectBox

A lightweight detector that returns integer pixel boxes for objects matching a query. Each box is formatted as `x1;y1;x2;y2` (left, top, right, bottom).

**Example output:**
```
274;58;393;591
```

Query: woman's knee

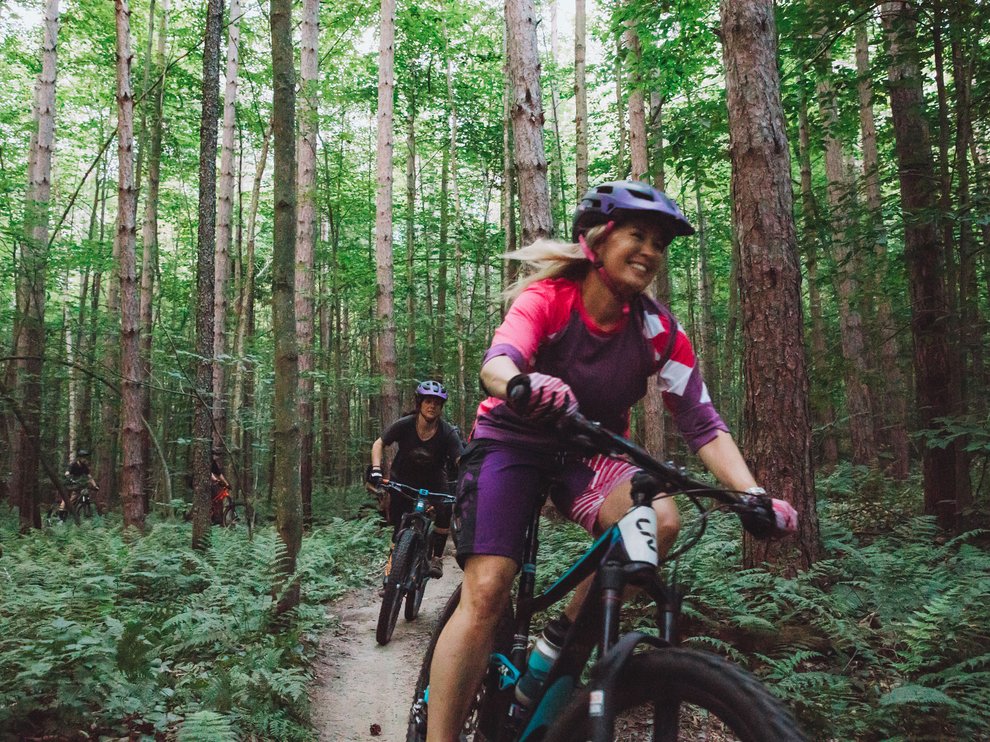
459;557;515;625
654;500;680;552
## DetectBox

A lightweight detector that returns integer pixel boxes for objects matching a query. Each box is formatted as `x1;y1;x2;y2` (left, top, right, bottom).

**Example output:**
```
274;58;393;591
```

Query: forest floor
310;549;463;741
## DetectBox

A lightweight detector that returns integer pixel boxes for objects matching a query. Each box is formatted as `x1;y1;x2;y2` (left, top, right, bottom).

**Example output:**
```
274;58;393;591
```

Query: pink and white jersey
473;278;727;452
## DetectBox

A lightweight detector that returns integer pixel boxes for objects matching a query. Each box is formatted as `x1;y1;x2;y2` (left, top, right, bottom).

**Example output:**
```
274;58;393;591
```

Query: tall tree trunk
295;0;318;525
374;0;399;427
434;148;449;374
613;33;627;179
624;14;648;181
506;0;552;245
881;0;961;528
115;0;145;530
815;45;876;466
213;0;241;454
232;120;270;514
444;36;467;430
501;23;518;294
14;0;58;530
191;0;223;549
574;0;588;197
720;0;819;569
405;93;417;380
643;98;670;458
270;0;301;610
295;0;320;525
796;91;839;468
856;20;909;477
140;0;168;507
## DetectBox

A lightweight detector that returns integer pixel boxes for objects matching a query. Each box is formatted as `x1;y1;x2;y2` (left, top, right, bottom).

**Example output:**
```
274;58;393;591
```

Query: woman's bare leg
426;554;517;742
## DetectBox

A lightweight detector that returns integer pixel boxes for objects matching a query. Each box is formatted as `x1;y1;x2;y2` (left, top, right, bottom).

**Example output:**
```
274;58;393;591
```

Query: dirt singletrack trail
310;556;463;741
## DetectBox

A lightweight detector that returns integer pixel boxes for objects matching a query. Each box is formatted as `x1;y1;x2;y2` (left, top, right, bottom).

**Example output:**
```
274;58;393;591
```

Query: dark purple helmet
415;380;448;401
571;180;695;243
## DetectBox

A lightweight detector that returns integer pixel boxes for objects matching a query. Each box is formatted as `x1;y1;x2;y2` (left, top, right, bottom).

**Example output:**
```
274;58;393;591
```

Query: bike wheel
377;528;417;645
406;584;515;742
404;555;427;621
77;500;94;519
222;499;237;527
543;648;806;742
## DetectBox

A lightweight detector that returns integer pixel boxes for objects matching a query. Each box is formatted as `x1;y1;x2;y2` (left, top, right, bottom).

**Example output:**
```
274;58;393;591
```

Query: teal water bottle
514;634;562;706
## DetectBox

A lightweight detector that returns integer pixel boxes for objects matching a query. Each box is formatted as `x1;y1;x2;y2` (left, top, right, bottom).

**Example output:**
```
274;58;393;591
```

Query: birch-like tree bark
140;0;168;504
374;0;399;426
574;0;588;197
213;0;241;453
295;0;319;523
13;0;58;530
505;0;552;244
720;0;819;568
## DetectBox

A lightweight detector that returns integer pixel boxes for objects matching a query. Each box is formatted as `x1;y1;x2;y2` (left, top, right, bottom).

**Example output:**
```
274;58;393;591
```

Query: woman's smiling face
595;216;668;297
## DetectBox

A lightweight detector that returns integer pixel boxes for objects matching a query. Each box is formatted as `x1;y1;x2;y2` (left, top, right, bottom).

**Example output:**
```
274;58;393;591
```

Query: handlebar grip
506;374;531;411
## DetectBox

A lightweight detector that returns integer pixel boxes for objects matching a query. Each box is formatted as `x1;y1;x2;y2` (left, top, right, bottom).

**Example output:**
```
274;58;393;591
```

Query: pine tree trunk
856;21;909;478
13;0;58;530
720;0;819;569
445;42;467;430
374;0;399;427
796;92;839;468
624;16;648;181
815;47;875;466
232;120;270;512
270;0;302;610
574;0;588;197
213;0;241;454
505;0;552;245
881;0;961;528
140;0;167;506
434;148;448;374
405;96;417;380
191;0;223;549
115;0;145;529
295;0;318;525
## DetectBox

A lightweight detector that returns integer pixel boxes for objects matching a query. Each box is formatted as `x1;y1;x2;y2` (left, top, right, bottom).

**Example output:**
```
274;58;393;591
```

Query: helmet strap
578;224;630;315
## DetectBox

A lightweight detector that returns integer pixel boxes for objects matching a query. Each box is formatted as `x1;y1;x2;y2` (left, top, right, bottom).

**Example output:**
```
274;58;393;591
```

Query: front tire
404;554;428;621
377;528;417;645
406;584;516;741
221;499;237;527
543;648;806;742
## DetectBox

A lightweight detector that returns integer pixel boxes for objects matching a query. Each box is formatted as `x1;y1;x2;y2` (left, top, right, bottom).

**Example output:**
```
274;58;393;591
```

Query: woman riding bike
368;380;464;580
59;449;99;520
424;180;798;741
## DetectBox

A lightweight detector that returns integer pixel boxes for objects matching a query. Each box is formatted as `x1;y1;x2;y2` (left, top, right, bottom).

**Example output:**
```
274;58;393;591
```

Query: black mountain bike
376;479;456;646
407;411;806;741
46;484;97;526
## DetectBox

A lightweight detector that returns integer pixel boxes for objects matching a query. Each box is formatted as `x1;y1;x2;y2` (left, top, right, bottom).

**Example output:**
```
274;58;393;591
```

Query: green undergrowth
0;507;388;741
536;464;990;740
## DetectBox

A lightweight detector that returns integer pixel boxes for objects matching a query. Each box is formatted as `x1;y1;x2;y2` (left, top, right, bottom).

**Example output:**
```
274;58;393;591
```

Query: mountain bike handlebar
378;479;457;507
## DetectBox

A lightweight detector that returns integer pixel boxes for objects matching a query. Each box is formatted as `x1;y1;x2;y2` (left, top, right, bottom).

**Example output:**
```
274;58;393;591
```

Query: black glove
366;465;383;488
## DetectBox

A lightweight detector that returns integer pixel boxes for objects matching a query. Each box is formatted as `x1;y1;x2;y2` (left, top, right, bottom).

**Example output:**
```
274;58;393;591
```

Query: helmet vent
628;188;654;201
597;185;614;194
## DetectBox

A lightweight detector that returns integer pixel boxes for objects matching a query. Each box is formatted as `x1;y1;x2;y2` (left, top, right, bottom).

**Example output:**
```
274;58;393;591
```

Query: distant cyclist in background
61;449;99;519
368;380;465;579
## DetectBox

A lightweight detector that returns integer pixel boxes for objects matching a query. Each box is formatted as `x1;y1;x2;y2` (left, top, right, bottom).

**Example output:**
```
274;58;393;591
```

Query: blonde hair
503;225;610;302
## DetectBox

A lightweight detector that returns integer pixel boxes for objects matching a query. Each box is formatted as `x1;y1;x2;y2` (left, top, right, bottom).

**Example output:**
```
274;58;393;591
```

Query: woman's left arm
695;430;759;492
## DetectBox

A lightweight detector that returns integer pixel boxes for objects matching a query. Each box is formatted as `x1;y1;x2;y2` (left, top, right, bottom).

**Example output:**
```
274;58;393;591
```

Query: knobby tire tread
377;528;417;645
543;648;806;742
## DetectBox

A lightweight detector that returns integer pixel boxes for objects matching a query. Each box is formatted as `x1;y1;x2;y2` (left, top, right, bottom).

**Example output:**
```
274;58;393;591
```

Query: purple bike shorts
452;439;638;567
